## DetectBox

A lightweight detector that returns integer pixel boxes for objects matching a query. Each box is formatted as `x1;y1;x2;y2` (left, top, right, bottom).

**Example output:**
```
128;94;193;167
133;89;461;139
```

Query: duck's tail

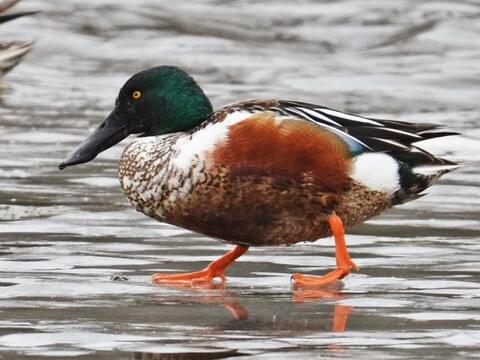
390;144;461;205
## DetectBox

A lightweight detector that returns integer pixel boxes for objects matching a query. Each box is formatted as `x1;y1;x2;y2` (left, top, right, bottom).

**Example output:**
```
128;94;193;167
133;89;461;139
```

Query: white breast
172;110;252;172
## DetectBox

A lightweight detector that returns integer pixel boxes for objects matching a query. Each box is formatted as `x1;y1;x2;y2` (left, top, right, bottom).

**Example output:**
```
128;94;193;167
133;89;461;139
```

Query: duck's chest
118;135;203;220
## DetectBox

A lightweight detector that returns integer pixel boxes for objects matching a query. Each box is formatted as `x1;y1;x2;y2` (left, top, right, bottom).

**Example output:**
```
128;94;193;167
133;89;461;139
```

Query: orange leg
292;214;358;289
152;245;248;285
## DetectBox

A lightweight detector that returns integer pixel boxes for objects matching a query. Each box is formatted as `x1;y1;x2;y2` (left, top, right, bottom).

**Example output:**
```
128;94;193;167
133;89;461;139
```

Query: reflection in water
292;281;346;302
223;299;249;321
332;305;353;333
293;282;353;332
153;282;250;320
140;283;353;358
154;282;352;331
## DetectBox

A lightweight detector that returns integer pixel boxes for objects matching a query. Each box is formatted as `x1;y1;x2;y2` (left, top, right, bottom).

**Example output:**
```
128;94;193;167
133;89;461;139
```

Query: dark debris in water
132;349;243;360
111;274;129;281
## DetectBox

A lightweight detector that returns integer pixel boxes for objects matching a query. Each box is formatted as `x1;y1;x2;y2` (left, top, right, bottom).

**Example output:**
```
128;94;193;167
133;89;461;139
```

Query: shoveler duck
60;66;460;288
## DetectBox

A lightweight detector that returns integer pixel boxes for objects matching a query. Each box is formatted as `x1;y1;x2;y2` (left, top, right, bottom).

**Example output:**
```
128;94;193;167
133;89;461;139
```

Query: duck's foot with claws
292;214;358;289
152;245;248;285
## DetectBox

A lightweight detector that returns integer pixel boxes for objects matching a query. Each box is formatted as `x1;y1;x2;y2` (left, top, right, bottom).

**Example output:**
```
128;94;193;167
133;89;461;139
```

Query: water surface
0;1;479;359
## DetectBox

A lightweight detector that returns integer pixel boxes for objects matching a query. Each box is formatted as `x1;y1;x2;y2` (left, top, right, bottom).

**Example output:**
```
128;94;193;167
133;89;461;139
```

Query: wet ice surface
1;0;480;359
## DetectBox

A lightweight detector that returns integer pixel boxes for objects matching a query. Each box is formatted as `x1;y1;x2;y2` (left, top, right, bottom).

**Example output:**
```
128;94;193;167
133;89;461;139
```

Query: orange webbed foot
291;268;351;289
292;214;358;289
152;265;226;285
152;245;248;286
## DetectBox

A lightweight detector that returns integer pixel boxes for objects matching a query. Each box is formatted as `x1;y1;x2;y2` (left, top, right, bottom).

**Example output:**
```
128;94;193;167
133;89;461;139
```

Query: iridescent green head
60;66;213;169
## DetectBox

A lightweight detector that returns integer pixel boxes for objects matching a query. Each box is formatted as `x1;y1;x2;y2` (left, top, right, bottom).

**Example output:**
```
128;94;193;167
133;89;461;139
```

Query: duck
0;0;37;77
0;40;33;76
59;66;460;288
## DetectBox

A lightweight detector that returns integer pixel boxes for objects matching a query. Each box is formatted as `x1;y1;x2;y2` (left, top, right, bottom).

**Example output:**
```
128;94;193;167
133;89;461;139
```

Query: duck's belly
128;170;391;246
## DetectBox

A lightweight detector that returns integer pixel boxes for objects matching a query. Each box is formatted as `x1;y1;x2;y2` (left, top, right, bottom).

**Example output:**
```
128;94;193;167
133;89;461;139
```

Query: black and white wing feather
277;100;458;155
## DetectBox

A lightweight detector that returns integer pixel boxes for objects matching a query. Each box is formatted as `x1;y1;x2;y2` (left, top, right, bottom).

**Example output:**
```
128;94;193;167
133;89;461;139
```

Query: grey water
0;0;479;359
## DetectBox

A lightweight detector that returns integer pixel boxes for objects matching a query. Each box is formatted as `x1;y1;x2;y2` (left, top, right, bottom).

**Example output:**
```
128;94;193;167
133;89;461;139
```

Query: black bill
59;110;130;170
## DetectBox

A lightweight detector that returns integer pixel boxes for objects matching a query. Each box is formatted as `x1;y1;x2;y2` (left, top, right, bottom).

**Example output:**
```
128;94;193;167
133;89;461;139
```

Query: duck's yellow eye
132;90;142;100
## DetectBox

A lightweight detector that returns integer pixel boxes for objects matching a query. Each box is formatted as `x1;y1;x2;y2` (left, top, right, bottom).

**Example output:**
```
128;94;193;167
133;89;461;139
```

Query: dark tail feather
392;153;461;205
374;118;444;133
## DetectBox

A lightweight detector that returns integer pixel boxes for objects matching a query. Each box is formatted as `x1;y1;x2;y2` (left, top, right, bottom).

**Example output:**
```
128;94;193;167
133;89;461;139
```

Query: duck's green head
59;66;212;169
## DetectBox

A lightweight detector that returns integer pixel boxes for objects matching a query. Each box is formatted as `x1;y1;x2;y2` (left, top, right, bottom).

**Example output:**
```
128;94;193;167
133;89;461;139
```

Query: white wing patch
172;110;252;172
351;153;400;193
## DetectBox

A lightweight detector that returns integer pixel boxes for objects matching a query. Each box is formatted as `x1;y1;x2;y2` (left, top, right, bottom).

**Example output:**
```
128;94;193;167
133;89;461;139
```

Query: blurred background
0;1;479;359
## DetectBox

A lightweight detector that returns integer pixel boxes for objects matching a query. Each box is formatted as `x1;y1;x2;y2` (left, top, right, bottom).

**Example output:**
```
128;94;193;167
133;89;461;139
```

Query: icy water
0;1;479;359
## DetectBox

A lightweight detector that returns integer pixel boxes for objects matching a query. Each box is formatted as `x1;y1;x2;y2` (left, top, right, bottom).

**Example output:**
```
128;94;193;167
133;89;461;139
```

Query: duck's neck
144;82;213;136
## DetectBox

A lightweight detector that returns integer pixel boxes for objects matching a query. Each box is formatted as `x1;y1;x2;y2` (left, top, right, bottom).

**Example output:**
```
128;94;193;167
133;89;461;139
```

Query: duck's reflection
292;280;346;302
292;282;352;332
153;281;353;331
332;304;353;332
153;281;249;320
142;282;354;359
